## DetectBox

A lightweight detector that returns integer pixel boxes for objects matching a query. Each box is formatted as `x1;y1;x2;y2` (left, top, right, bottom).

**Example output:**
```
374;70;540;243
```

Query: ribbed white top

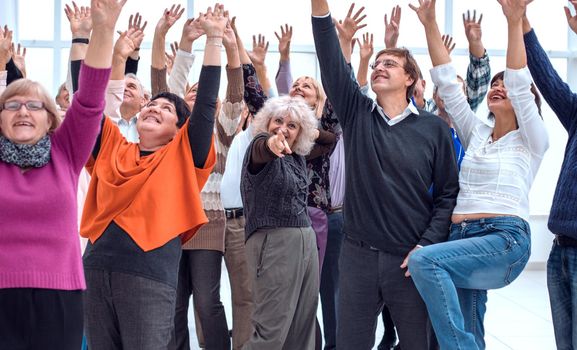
431;64;549;221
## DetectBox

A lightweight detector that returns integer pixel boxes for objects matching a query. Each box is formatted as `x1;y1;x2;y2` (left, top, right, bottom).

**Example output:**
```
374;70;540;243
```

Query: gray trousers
243;226;319;350
224;216;253;350
337;237;431;350
84;270;177;350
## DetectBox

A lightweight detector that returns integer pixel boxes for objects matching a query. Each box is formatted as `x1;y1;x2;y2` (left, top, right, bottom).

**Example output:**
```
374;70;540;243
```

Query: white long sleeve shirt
431;64;549;221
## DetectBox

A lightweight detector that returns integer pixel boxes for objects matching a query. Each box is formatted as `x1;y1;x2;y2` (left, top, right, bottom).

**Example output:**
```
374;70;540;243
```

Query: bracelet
207;35;224;39
72;38;89;44
207;42;223;48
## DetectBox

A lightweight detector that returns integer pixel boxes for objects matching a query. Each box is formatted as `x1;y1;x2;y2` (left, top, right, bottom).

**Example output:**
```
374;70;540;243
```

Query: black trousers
0;288;83;350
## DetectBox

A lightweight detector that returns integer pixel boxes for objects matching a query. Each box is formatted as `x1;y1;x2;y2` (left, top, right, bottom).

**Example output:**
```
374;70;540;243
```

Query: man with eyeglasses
311;1;459;349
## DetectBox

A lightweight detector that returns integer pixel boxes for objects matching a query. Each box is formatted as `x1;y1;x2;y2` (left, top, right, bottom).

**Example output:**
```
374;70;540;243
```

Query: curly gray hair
252;95;318;156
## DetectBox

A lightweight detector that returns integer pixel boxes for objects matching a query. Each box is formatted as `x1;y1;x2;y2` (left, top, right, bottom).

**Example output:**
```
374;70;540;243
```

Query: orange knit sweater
80;117;216;252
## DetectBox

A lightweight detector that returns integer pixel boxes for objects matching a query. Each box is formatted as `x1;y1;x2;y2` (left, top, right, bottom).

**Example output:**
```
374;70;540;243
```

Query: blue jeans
547;243;577;349
408;216;531;350
320;211;344;350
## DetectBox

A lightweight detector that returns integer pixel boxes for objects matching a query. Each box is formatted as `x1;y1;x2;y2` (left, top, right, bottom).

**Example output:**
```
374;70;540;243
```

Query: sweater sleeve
188;65;220;168
104;79;124;123
505;67;550;157
6;58;23;85
525;29;577;132
242;63;268;115
151;66;169;96
312;14;370;130
306;129;337;160
431;63;486;150
0;70;6;96
125;57;139;75
53;63;111;172
419;125;459;246
168;49;195;98
71;60;82;93
275;60;293;95
247;133;278;174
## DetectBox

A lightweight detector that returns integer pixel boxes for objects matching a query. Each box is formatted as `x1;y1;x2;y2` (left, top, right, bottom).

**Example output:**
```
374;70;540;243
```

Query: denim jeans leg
336;238;382;350
456;288;487;349
320;211;344;350
408;217;531;350
547;243;577;350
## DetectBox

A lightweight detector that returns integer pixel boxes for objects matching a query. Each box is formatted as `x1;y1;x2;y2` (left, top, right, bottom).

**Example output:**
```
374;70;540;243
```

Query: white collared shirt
116;115;139;143
372;100;420;126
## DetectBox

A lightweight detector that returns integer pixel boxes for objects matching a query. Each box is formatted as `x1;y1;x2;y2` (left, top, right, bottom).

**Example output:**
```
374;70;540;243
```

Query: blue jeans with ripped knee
408;216;531;350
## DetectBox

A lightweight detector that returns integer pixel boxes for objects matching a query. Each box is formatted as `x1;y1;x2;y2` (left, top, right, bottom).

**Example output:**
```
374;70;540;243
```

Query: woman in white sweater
407;1;549;349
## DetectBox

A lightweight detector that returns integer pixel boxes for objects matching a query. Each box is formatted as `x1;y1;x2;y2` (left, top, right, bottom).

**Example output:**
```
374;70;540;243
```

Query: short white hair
252;95;318;156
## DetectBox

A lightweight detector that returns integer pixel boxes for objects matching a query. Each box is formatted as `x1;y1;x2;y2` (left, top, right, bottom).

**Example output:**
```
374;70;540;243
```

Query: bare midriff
451;213;512;224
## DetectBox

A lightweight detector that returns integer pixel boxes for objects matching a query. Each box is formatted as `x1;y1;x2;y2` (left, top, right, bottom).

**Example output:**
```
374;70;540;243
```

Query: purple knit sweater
0;64;110;290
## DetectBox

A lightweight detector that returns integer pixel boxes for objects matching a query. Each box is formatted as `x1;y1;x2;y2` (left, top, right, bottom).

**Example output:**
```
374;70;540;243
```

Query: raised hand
128;12;147;33
199;4;227;37
275;24;293;61
11;43;27;77
384;5;401;48
267;130;292;157
409;0;437;26
565;1;577;34
90;0;127;31
114;27;144;60
126;12;146;59
463;10;482;43
442;34;456;55
359;32;373;61
248;34;269;66
156;4;185;35
64;2;92;38
222;13;237;50
181;17;205;45
0;26;13;67
497;0;531;22
165;41;178;74
334;3;367;43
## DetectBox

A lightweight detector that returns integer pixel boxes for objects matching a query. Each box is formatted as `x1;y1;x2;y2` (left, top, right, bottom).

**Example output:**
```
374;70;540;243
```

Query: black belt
554;234;577;248
225;208;244;219
345;235;379;251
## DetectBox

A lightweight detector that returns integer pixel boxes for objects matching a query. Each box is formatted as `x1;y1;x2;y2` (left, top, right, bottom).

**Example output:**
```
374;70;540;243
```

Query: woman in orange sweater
79;5;227;349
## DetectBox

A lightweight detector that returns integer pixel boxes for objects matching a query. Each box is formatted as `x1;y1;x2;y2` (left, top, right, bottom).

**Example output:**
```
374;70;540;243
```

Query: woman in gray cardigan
241;95;319;350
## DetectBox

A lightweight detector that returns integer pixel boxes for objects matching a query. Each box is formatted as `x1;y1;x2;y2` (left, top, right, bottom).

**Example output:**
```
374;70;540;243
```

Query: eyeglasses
370;59;404;70
1;100;45;111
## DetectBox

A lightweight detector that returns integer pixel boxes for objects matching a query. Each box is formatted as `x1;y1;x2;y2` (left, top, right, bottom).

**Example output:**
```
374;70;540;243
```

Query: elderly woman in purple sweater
0;1;124;349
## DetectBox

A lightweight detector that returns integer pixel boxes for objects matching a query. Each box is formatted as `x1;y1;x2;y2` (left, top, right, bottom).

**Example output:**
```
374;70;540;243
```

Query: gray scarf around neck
0;134;51;168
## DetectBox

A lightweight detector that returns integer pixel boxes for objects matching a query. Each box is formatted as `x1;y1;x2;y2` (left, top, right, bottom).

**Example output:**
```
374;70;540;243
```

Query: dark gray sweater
241;133;311;240
312;14;459;256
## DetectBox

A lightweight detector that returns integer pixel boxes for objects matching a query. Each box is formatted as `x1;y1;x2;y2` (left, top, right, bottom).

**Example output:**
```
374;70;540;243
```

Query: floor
187;268;556;349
